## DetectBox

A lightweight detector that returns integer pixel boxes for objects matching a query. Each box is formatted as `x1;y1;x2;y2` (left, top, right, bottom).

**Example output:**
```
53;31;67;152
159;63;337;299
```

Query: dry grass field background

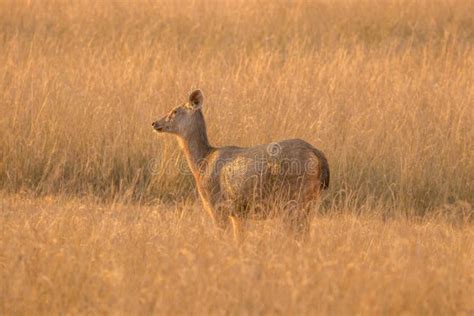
1;0;473;314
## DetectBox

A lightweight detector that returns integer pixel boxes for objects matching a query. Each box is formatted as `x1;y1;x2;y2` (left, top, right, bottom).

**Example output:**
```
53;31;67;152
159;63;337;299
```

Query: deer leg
199;185;246;234
198;193;230;230
284;177;321;240
214;200;248;242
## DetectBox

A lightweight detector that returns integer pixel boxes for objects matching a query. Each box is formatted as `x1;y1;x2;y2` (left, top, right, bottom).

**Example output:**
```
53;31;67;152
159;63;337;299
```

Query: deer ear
189;89;203;109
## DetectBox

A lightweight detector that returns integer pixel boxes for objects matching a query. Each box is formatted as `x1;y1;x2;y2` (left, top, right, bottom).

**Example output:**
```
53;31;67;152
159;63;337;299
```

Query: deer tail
311;148;330;190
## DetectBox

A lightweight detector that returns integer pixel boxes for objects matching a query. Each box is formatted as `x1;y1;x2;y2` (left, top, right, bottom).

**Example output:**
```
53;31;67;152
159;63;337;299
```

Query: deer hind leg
281;178;320;240
293;175;323;240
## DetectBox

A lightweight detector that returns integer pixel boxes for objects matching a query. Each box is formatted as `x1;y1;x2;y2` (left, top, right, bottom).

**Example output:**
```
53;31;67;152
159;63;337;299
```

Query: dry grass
1;0;473;314
2;194;473;315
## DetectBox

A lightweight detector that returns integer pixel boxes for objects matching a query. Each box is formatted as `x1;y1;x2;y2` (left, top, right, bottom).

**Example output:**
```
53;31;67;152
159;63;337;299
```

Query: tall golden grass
1;0;473;314
1;0;472;212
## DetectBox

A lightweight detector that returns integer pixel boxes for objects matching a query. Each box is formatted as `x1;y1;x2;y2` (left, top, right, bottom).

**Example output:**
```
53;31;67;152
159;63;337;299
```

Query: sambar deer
152;90;329;240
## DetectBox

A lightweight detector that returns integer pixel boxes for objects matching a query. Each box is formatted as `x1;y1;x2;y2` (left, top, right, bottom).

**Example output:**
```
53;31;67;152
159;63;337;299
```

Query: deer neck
177;112;213;177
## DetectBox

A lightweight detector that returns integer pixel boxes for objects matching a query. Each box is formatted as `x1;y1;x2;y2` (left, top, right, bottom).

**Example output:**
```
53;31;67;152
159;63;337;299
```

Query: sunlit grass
0;0;473;314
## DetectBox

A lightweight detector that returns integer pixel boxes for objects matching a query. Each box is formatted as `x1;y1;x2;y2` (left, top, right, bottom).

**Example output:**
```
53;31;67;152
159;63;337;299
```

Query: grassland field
1;0;473;314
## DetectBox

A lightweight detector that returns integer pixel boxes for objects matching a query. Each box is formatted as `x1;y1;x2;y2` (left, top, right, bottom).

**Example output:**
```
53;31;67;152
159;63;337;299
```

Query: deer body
153;90;329;236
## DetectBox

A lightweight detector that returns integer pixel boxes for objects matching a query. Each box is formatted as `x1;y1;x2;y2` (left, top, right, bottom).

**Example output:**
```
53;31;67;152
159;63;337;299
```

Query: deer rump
203;139;328;218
